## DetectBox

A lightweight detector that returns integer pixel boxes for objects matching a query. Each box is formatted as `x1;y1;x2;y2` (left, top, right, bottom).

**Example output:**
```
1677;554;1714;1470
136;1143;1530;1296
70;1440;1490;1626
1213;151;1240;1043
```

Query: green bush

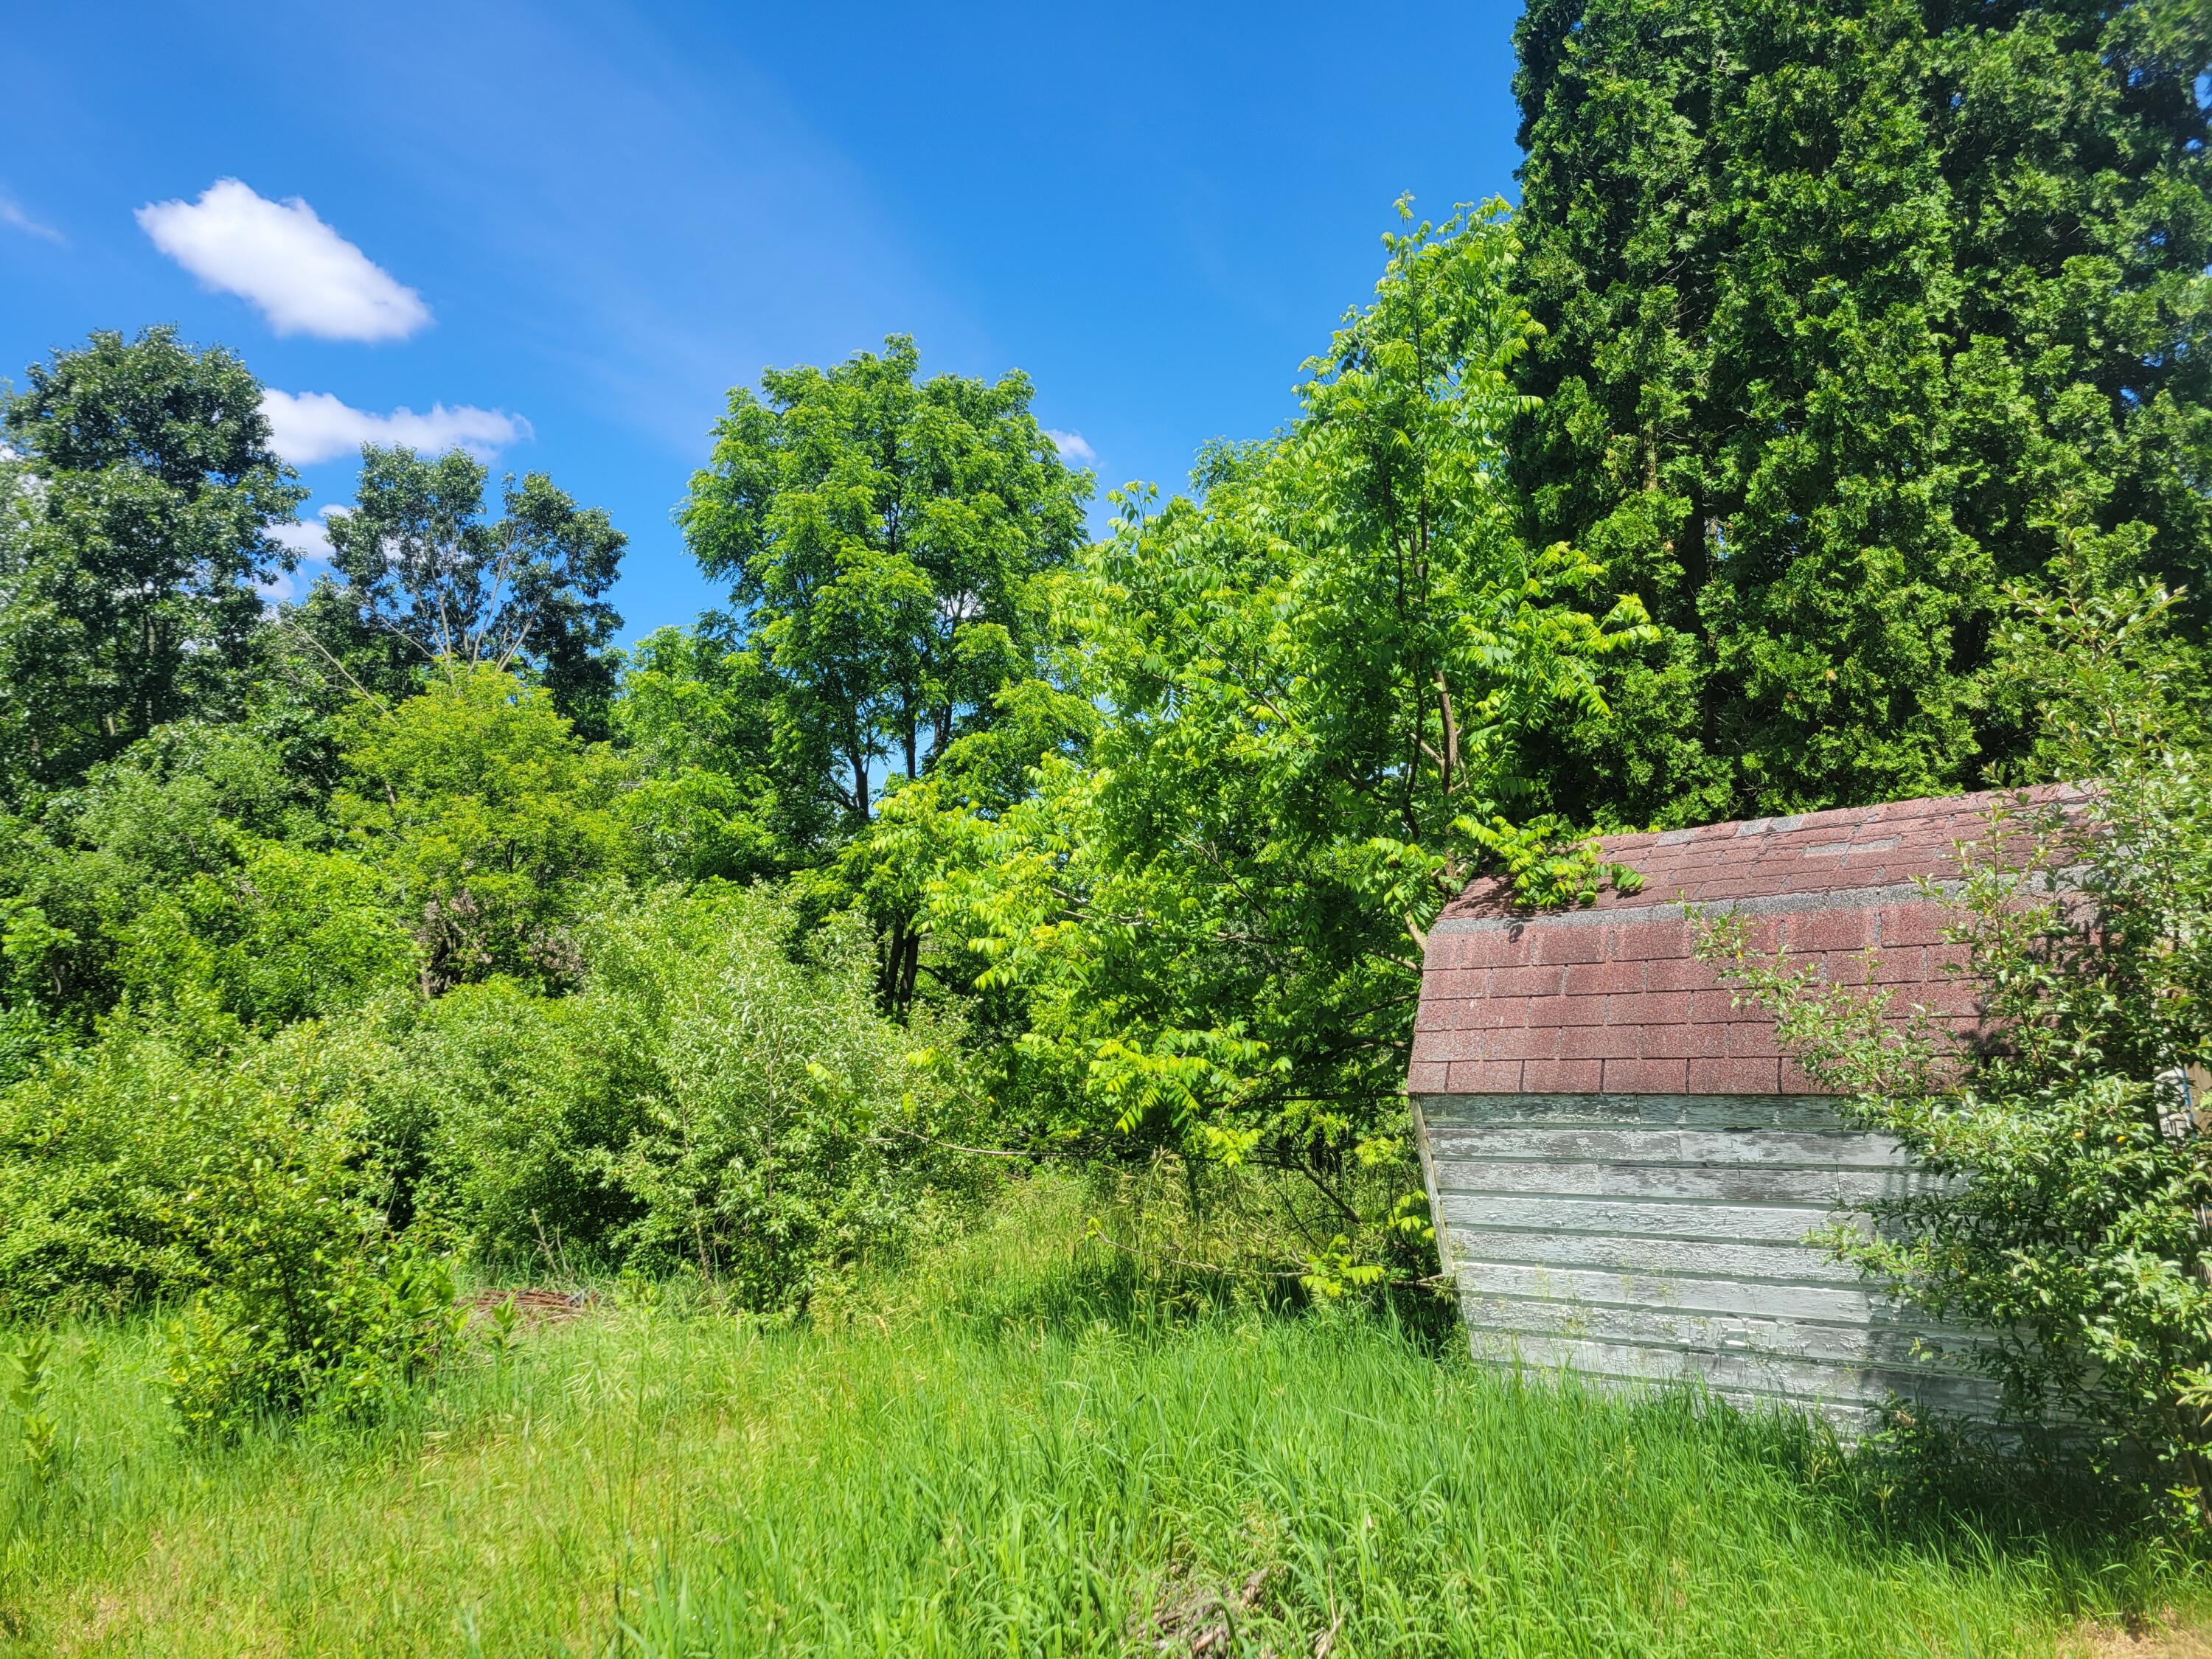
0;1002;469;1434
0;720;333;1029
352;883;986;1306
167;1238;465;1441
333;667;633;993
393;975;640;1266
0;1005;276;1312
116;839;416;1026
582;885;984;1310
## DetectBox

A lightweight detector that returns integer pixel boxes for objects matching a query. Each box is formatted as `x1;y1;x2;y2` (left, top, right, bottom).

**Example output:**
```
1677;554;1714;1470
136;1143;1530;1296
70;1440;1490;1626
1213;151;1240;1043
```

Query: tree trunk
877;910;924;1018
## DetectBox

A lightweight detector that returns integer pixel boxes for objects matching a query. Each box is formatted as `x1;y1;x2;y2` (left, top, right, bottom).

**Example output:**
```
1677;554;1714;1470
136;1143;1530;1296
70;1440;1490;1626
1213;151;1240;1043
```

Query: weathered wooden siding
1413;1091;1998;1431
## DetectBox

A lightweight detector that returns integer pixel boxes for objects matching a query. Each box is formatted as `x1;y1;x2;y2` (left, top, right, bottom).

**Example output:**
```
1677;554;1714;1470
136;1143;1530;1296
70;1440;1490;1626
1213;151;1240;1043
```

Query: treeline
0;0;2205;1439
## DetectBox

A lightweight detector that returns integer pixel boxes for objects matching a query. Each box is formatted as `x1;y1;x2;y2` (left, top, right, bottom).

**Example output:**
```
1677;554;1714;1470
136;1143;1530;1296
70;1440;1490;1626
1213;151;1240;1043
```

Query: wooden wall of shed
1413;1091;2001;1433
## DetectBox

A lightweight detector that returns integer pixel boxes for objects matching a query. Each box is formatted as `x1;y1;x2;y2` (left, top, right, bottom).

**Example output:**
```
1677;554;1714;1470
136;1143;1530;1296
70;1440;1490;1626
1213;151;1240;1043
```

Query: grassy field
0;1178;2203;1658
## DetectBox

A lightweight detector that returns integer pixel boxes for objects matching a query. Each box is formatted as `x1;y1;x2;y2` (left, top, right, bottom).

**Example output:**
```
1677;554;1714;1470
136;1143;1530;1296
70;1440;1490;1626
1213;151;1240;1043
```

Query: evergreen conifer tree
1511;0;2211;822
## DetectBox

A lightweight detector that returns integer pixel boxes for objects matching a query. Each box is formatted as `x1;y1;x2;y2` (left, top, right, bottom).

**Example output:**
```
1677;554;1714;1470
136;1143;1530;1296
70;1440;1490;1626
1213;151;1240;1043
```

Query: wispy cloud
137;179;430;341
261;389;529;466
1044;428;1096;465
0;192;63;243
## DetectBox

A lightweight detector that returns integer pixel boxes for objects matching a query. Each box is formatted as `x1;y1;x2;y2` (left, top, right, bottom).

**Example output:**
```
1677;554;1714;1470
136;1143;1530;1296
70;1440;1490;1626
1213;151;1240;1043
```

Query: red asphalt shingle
1409;787;2077;1096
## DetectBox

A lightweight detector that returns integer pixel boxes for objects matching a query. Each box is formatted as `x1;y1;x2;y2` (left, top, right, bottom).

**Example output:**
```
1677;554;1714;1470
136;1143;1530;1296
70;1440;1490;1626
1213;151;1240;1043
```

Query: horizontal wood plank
1427;1124;1908;1170
1464;1331;2003;1416
1456;1287;1987;1368
1431;1158;1932;1206
1453;1259;1910;1326
1435;1192;1853;1244
1442;1229;1866;1285
1416;1093;1854;1132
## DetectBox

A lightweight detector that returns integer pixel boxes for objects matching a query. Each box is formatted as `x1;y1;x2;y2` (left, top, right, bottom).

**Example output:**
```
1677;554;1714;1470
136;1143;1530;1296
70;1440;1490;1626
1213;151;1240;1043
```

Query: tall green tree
309;446;627;739
680;335;1092;1012
1511;0;2211;825
928;205;1649;1164
680;335;1091;829
0;327;305;797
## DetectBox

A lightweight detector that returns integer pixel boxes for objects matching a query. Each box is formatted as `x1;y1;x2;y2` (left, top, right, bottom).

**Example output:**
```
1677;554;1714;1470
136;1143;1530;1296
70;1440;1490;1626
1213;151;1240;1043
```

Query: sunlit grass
1;1177;2202;1657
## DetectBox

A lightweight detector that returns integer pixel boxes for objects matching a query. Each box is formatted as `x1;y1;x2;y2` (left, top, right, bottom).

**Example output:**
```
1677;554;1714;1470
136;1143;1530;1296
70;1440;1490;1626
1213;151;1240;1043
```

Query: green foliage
1511;0;2212;823
1700;568;2212;1522
9;16;2202;1506
681;334;1091;827
167;1241;465;1442
0;1001;470;1439
333;666;632;993
679;335;1095;1013
0;719;336;1029
0;1006;44;1091
312;445;627;737
1983;509;2212;779
390;976;636;1263
5;1333;58;1492
581;886;979;1310
332;883;974;1304
0;1005;399;1315
114;838;415;1029
613;625;830;881
0;327;305;798
926;204;1649;1166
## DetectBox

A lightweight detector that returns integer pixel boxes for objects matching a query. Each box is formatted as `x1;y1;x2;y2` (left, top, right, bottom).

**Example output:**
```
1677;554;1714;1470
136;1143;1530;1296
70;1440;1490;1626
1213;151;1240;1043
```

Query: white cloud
260;389;530;466
0;193;62;243
1044;428;1096;465
136;179;430;341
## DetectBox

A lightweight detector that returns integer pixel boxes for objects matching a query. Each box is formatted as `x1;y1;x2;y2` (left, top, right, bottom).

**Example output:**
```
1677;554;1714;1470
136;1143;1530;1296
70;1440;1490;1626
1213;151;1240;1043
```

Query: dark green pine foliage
1511;0;2211;824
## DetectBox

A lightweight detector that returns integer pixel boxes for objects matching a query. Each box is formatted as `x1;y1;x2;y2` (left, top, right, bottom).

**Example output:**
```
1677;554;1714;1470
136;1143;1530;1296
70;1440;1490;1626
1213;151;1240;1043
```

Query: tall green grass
1;1178;2199;1656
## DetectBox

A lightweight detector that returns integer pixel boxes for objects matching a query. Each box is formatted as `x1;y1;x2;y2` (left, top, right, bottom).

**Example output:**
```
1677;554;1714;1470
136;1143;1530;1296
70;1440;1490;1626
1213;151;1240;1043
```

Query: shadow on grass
897;1164;1467;1356
917;1215;1472;1363
1601;1377;2202;1610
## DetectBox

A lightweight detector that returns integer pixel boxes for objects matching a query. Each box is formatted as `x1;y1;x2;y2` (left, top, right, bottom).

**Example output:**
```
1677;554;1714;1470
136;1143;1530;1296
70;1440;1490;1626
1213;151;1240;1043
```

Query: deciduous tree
680;335;1090;828
930;205;1650;1164
313;446;626;738
0;327;304;796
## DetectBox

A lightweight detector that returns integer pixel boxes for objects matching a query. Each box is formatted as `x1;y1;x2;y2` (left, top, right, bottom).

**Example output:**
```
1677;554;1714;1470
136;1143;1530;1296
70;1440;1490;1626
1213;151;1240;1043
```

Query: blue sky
0;0;1528;641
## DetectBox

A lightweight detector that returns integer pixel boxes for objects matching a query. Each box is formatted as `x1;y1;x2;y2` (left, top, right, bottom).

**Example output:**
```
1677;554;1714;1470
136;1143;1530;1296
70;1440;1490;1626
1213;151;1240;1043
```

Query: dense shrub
116;839;416;1028
0;1001;476;1435
0;1004;400;1315
392;976;639;1264
167;1234;465;1440
333;667;633;994
0;720;330;1028
355;884;983;1303
582;886;984;1310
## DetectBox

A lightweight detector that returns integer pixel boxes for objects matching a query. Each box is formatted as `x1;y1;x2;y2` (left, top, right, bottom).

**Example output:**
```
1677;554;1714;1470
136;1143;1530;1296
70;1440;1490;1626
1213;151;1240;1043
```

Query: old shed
1408;790;2023;1430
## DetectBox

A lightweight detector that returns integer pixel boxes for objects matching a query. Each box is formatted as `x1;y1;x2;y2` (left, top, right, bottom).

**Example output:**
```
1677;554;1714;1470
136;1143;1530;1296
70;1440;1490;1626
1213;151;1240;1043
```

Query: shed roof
1410;787;2068;1099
